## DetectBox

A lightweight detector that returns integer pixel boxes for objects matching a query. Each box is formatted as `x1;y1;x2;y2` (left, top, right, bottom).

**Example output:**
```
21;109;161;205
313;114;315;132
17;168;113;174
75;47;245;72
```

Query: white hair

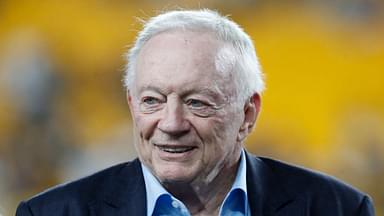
124;9;264;103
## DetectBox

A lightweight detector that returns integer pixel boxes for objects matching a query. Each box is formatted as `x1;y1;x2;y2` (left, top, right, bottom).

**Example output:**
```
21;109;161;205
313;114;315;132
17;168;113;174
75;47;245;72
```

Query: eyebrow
138;86;165;94
187;88;223;98
138;85;224;98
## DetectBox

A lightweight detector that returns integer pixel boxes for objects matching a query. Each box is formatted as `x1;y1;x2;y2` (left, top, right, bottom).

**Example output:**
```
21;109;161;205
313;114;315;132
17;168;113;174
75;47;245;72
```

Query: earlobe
237;93;261;142
126;91;133;107
247;93;261;130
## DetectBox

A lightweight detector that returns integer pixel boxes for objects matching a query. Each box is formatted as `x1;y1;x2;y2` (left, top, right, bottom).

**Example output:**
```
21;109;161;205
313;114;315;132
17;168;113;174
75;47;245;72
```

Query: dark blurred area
0;0;383;215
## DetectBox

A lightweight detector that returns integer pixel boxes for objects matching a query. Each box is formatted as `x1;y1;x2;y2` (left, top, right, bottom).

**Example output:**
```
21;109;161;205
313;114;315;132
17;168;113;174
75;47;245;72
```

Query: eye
186;99;207;108
142;97;161;105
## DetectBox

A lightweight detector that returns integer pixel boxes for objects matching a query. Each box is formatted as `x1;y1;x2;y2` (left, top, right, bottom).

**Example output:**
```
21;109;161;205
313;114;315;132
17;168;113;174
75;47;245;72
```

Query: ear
237;93;261;142
126;90;133;108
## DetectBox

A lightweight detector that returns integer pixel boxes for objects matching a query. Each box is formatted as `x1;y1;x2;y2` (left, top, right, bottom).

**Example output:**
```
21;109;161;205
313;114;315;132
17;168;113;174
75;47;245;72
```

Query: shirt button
171;200;179;208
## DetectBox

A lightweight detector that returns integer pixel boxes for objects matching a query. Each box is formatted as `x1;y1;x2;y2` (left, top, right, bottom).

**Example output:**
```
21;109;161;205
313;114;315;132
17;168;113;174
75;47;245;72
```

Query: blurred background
0;0;383;215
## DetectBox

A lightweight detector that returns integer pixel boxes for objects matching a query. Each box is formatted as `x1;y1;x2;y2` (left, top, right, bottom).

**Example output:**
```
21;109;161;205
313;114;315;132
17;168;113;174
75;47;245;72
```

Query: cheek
133;114;157;165
207;113;240;142
207;119;227;141
132;111;160;140
199;113;242;157
198;118;231;153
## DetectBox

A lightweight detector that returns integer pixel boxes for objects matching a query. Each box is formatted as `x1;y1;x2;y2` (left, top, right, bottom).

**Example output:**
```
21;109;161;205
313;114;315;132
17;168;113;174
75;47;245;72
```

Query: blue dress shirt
142;149;250;216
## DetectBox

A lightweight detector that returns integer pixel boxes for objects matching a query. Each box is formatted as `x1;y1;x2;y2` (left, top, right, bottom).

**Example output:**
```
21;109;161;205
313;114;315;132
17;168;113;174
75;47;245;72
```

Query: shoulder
246;153;375;214
256;156;363;196
16;159;143;215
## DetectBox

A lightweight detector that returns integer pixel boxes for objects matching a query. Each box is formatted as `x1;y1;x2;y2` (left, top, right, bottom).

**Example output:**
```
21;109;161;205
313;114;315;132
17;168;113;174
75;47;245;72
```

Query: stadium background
0;0;383;215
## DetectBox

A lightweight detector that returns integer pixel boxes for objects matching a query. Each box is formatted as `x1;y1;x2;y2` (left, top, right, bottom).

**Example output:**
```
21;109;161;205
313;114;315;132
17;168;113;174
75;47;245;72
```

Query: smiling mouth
154;144;196;154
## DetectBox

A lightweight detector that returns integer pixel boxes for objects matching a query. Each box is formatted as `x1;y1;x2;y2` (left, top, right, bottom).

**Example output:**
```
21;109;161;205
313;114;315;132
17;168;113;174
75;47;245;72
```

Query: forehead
140;29;220;58
134;30;234;94
137;30;220;73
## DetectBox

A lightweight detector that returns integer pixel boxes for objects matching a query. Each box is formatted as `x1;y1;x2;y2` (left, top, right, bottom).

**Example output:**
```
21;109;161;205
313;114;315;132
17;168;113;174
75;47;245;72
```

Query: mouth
154;144;197;154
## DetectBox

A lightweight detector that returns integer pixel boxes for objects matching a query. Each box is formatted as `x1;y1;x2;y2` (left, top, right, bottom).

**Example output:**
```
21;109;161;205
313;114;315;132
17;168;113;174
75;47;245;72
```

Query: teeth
157;146;194;153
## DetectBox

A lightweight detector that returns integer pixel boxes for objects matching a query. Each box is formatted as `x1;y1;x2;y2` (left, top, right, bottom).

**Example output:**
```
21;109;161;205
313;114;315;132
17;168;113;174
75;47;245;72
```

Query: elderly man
16;9;374;216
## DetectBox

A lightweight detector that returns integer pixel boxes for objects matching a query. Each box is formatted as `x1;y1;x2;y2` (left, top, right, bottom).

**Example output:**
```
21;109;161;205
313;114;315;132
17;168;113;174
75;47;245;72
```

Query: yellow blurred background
0;0;383;215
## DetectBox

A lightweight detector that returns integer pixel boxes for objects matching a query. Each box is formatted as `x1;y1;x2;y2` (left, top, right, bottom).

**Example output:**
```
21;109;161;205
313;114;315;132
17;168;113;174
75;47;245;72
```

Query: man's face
128;30;248;184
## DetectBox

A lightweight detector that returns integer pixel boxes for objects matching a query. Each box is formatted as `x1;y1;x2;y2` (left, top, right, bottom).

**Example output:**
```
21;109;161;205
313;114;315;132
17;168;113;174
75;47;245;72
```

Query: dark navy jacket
16;152;375;215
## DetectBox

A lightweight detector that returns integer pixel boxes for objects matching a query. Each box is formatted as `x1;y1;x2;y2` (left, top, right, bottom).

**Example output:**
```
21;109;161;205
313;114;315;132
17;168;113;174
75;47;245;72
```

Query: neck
163;151;241;215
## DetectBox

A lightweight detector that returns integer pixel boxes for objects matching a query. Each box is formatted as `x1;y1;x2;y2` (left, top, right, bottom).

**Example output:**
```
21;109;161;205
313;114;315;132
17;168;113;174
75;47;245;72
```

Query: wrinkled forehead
135;29;237;87
138;29;221;62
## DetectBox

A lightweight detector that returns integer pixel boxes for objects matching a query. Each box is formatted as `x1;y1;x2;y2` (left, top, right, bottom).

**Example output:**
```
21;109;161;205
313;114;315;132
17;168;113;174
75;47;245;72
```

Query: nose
158;97;190;136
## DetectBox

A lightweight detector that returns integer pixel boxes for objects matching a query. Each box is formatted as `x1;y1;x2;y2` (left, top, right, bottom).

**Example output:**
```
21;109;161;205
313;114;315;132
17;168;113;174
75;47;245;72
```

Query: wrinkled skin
127;30;260;214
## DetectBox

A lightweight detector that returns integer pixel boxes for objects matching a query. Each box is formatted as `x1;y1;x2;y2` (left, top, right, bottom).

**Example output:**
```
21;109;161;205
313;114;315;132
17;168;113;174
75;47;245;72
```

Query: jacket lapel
245;152;300;216
87;153;303;216
88;159;147;216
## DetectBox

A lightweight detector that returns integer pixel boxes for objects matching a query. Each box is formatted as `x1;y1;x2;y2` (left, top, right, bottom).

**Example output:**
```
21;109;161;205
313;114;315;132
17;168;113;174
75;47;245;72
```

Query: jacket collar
88;152;299;216
245;151;297;215
88;159;147;216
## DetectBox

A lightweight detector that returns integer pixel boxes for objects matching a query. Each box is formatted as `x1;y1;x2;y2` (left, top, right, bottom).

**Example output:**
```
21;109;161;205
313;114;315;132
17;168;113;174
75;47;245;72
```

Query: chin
156;169;196;184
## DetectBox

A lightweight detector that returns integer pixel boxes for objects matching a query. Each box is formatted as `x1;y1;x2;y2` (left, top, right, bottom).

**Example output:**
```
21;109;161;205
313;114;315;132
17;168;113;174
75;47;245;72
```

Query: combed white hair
124;9;264;102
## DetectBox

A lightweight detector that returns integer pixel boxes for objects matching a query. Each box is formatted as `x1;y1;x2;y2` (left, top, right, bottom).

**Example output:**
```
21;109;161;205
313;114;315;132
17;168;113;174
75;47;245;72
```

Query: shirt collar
141;149;248;216
141;163;169;216
231;148;248;193
219;148;249;215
